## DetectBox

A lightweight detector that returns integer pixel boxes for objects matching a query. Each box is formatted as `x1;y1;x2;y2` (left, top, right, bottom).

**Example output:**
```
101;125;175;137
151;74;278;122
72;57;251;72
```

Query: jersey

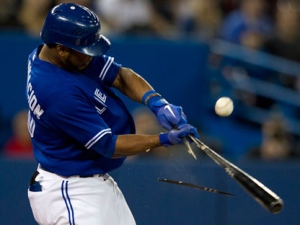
26;45;135;176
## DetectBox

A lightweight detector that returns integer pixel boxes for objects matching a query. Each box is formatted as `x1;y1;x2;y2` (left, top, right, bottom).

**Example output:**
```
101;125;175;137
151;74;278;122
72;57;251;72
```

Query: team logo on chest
94;89;107;103
94;89;107;114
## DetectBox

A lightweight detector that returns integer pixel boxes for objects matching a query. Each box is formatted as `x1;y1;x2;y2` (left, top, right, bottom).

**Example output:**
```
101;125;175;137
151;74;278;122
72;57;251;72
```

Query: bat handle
183;137;197;160
173;125;197;160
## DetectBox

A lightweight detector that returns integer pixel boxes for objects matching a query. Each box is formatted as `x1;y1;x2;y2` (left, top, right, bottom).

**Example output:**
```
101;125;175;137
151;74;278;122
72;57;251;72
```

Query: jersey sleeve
46;93;117;158
84;55;122;86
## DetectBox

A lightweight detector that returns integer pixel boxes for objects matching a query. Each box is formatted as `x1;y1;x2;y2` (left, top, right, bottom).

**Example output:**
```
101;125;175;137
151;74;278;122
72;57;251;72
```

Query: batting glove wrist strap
159;132;180;147
148;98;169;114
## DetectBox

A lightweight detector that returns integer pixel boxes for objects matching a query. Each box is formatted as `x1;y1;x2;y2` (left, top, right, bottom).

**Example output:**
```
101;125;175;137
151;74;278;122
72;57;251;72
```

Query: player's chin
78;63;90;71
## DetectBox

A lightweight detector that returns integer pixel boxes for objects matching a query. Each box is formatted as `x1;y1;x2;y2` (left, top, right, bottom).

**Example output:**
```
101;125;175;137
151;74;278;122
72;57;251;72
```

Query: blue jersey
26;45;135;176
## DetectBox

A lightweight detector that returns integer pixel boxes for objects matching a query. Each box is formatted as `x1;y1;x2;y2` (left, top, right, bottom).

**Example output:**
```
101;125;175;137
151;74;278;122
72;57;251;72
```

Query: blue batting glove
145;94;187;130
159;124;198;147
156;104;187;130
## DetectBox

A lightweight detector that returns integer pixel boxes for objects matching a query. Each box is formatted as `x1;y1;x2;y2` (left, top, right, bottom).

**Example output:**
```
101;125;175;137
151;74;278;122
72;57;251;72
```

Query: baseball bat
189;135;284;214
158;178;235;196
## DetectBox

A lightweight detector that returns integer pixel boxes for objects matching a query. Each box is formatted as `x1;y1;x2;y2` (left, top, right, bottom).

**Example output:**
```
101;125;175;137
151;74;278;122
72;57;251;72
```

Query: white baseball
215;97;234;117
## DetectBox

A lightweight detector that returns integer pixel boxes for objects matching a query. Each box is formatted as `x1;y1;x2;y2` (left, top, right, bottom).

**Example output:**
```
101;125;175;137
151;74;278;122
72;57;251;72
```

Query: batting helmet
41;3;110;56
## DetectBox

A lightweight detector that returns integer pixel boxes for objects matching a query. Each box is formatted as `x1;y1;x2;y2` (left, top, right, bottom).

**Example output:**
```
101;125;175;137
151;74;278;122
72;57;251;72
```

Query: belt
34;166;108;179
79;174;104;178
29;171;109;192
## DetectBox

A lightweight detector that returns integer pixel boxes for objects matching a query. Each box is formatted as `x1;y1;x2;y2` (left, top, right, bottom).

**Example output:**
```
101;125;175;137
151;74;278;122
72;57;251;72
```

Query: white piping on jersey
32;52;37;61
99;57;114;80
85;128;111;149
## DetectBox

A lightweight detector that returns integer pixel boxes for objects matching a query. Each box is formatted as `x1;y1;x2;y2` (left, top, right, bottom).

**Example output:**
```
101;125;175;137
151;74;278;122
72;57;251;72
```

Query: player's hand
159;124;198;147
156;104;187;130
149;99;187;130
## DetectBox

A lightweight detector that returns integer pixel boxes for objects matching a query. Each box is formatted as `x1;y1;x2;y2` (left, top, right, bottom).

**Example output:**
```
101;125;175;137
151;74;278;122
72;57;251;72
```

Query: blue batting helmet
41;3;110;56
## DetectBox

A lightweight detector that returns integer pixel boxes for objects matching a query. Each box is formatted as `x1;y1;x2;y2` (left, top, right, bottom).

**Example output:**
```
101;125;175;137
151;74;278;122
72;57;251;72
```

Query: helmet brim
76;35;111;57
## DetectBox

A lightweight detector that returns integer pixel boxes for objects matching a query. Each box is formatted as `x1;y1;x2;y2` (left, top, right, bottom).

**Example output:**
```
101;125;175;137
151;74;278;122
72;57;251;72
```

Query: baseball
215;97;234;117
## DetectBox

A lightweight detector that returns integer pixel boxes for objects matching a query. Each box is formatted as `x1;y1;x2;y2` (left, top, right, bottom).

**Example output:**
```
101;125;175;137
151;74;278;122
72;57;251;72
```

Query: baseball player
27;3;199;225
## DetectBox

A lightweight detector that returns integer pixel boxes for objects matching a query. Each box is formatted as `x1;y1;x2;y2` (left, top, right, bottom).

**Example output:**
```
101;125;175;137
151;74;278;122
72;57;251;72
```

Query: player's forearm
113;67;154;102
113;134;162;157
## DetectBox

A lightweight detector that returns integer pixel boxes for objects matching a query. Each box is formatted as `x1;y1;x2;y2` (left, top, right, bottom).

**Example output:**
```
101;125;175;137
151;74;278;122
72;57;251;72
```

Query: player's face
59;47;92;71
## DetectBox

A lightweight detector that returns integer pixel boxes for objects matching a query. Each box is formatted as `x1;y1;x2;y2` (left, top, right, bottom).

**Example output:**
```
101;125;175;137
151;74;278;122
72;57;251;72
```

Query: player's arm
112;124;198;157
112;134;160;157
112;67;195;133
112;67;153;102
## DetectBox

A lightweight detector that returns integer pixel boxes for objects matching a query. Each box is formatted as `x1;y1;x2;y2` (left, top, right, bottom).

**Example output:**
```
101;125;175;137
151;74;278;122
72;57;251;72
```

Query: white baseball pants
28;166;136;225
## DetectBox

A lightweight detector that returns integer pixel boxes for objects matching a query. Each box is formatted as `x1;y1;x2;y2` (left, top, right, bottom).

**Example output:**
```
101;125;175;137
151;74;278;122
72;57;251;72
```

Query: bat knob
269;198;284;214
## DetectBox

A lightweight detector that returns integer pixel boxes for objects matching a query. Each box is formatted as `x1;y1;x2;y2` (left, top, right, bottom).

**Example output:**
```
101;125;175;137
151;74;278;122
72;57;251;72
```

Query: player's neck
39;45;62;68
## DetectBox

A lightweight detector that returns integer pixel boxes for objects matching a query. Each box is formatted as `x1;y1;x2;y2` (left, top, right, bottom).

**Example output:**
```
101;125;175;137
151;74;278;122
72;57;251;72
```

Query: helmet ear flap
41;3;110;56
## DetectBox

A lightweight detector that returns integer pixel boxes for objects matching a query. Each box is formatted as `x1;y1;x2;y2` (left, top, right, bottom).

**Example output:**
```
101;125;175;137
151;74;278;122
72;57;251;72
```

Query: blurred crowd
1;0;300;161
0;0;278;40
1;0;299;55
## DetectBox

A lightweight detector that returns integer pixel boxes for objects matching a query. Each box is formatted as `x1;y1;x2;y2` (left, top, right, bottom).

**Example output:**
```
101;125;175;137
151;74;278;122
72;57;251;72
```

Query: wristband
142;90;163;106
159;133;170;146
142;90;156;104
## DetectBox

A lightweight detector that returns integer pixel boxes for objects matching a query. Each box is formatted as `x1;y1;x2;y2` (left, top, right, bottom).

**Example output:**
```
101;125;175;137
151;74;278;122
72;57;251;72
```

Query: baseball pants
28;165;136;225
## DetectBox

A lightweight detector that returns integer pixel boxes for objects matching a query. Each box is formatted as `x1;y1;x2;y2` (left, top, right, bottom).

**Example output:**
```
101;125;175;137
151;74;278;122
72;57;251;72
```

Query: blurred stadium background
0;33;299;225
1;0;300;224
